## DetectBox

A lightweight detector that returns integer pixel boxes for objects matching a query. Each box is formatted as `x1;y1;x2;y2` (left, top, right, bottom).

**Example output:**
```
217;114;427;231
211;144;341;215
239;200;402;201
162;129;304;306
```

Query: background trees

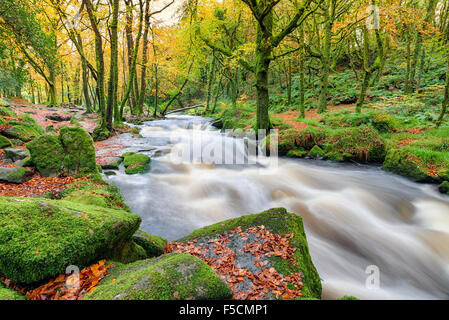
0;0;447;130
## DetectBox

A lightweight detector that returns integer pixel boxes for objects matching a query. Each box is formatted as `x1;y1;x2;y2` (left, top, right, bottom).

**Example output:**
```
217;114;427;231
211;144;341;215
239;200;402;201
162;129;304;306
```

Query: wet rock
132;230;167;258
123;152;151;174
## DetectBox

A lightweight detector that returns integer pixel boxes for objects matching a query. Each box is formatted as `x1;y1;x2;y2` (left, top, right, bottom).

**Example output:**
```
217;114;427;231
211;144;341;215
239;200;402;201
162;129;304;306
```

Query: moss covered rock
0;167;33;183
324;126;386;163
132;230;167;258
123;153;151;174
0;98;10;108
3;123;43;142
0;135;12;149
178;208;322;300
382;148;432;182
59;126;98;175
0;197;142;284
308;145;325;158
27;133;64;177
92;125;111;142
276;128;326;156
84;252;232;300
438;181;449;194
4;148;30;162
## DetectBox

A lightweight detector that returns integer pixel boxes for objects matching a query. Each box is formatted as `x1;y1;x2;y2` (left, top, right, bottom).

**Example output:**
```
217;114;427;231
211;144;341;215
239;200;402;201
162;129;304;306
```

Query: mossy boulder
0;284;25;300
92;125;111;142
286;149;308;158
123;152;151;174
324;126;386;163
276;128;326;156
0;197;142;284
308;145;325;158
382;148;431;182
0;135;12;149
27;133;64;177
84;252;233;300
59;126;98;175
132;230;167;258
3;123;43;142
45;125;56;133
438;181;449;194
177;208;322;300
0;167;33;183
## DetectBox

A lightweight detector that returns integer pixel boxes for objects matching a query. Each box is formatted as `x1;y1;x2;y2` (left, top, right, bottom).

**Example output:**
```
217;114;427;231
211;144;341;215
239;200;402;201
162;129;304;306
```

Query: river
103;114;449;300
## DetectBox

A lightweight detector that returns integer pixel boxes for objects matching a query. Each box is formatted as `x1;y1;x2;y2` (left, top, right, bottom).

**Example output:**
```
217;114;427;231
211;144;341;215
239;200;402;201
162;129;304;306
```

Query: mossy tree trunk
436;47;449;127
299;26;306;118
105;0;119;130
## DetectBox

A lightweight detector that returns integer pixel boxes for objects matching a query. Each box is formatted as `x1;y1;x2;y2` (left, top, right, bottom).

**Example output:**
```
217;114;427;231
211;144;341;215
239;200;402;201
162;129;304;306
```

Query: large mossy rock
0;135;12;149
3;124;43;142
27;133;64;177
4;148;30;162
59;126;98;175
382;148;432;182
0;284;25;300
0;197;142;284
276;128;326;156
0;167;33;183
324;126;386;163
132;230;167;258
177;208;322;300
100;156;123;170
123;152;151;174
0;106;15;117
84;252;233;300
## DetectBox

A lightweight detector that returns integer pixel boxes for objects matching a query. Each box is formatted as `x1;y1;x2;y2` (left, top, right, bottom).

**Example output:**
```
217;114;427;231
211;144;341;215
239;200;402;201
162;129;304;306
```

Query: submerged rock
84;252;232;300
0;197;142;284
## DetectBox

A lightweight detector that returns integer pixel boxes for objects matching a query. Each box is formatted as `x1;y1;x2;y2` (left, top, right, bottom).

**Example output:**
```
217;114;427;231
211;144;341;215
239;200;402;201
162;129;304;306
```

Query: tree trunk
106;0;119;130
436;53;449;127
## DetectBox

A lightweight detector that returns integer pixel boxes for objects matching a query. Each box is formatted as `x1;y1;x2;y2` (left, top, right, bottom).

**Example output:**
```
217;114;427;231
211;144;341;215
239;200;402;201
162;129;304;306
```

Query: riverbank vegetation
0;0;448;301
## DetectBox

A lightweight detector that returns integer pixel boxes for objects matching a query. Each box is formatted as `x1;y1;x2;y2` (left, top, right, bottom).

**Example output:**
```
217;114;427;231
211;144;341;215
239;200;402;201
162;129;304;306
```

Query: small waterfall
105;114;449;300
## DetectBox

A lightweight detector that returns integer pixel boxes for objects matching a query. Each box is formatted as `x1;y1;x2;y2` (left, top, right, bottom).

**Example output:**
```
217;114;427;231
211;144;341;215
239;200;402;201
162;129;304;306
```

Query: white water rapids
104;114;449;300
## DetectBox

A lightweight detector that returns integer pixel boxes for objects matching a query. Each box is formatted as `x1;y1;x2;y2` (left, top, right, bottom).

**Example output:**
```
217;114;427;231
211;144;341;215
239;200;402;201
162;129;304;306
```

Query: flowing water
104;114;449;300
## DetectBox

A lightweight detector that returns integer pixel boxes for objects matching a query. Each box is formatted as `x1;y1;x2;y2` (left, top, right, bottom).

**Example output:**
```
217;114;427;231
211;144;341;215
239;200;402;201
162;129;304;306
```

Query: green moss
276;127;326;156
18;114;44;134
92;125;111;142
439;181;449;194
0;285;25;300
123;153;151;174
383;148;434;182
0;197;141;284
0;135;12;148
0;98;10;107
308;145;325;158
286;149;307;158
84;252;232;300
179;208;322;300
27;133;64;177
106;240;147;264
132;230;167;258
100;157;123;170
0;167;33;183
324;126;386;163
4;124;43;142
45;125;56;133
337;296;360;300
59;126;98;175
0;107;16;117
